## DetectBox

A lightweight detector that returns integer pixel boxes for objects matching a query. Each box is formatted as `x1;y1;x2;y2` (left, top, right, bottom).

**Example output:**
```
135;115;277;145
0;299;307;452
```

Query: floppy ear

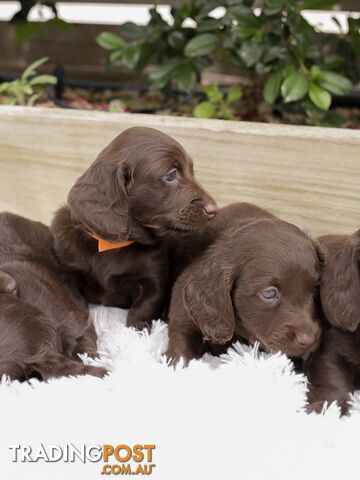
67;160;130;241
321;231;360;332
182;237;238;345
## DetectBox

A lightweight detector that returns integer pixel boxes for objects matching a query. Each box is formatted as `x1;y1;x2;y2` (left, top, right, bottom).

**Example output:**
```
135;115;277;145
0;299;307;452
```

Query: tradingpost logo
9;443;156;476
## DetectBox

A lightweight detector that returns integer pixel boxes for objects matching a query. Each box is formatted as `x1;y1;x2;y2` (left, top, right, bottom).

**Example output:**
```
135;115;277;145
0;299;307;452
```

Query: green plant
97;1;359;123
0;57;57;106
96;2;229;92
10;0;70;42
194;84;243;119
226;0;357;115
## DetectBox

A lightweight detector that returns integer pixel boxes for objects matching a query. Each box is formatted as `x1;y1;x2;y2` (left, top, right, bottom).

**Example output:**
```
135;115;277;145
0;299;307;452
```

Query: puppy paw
126;317;151;331
306;399;350;416
201;323;234;345
85;365;108;378
306;400;326;414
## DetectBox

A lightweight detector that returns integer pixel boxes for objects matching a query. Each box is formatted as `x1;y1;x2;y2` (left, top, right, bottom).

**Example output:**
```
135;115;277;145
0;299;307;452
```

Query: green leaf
232;25;257;39
0;82;11;93
46;17;70;31
230;5;259;38
168;31;186;50
263;0;284;15
323;54;344;70
28;92;43;107
197;0;222;20
204;85;223;102
22;57;49;81
318;71;353;95
23;85;33;95
134;41;156;75
239;41;263;67
122;44;141;69
184;33;220;58
229;5;258;24
265;0;284;6
282;64;295;79
149;61;179;89
175;62;197;92
281;72;309;103
15;22;38;43
309;83;332;111
263;70;282;104
310;65;321;81
263;6;284;16
227;85;243;103
262;46;288;63
319;112;345;128
302;0;339;8
96;32;127;50
109;50;123;64
193;101;216;118
196;18;221;33
118;22;144;40
29;74;57;86
255;63;273;74
149;62;178;82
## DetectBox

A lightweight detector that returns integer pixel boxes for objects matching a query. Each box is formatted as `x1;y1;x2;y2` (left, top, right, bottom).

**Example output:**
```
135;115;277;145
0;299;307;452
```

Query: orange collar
87;232;134;253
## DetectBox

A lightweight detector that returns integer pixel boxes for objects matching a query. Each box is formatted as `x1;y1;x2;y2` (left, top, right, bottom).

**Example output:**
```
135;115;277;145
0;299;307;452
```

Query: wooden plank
0;106;359;236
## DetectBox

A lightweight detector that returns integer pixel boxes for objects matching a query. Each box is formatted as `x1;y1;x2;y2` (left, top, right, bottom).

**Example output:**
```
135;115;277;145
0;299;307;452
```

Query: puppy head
320;231;360;332
67;127;217;243
183;219;322;357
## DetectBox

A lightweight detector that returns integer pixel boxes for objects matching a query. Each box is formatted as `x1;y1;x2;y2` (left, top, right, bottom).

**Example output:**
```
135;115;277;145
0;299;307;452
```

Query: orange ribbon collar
88;232;134;253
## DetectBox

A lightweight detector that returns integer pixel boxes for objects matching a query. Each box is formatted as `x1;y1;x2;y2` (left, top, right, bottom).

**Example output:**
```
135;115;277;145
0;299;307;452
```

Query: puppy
0;213;105;382
51;127;217;330
306;230;360;414
166;205;322;364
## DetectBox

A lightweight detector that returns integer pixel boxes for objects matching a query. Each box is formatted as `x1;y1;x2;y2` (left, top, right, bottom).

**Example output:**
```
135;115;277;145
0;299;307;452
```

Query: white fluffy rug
1;305;359;480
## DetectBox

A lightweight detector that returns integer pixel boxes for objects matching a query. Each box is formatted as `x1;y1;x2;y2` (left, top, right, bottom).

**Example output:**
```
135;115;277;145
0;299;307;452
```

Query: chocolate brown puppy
0;213;105;382
52;127;217;330
306;231;360;415
167;206;322;364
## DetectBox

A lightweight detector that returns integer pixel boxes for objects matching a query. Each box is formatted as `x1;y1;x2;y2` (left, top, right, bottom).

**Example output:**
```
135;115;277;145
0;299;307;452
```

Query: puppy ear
68;160;130;241
321;231;360;332
182;239;237;345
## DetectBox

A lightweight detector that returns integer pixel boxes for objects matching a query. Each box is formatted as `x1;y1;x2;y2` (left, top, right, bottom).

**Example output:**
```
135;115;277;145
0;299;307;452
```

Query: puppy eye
260;287;279;301
164;168;178;183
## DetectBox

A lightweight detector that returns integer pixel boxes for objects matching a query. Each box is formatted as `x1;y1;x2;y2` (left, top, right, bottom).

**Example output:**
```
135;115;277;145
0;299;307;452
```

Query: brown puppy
52;127;217;330
0;213;105;382
306;231;360;414
167;205;322;364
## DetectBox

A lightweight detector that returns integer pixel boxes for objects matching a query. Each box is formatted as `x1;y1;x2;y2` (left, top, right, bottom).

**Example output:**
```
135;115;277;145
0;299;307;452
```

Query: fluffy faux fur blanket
1;305;359;480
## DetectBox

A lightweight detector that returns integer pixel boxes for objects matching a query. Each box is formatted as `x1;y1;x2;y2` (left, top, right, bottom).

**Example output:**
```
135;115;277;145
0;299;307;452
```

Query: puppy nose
203;202;218;219
295;332;315;347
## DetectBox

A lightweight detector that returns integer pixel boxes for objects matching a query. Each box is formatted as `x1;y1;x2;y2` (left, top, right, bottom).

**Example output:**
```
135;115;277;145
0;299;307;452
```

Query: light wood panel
0;106;359;236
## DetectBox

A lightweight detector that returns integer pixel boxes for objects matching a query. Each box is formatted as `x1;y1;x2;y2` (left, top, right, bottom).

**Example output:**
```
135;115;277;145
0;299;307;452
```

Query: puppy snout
295;332;315;348
203;202;218;219
294;326;320;352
